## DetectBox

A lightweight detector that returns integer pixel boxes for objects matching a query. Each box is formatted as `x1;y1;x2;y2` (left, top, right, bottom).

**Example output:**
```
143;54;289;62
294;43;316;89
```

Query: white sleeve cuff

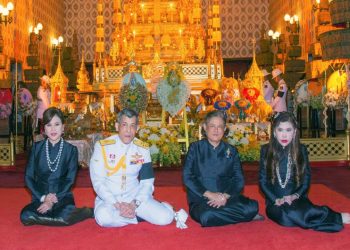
40;195;46;202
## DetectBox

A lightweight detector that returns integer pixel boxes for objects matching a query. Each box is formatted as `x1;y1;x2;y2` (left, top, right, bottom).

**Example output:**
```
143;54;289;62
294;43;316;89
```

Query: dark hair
201;110;229;138
43;107;65;126
264;112;305;186
117;108;139;124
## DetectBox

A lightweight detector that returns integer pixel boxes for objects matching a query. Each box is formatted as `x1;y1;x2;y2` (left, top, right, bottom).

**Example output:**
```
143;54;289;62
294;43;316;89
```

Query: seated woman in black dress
259;111;350;232
20;107;93;226
183;110;263;227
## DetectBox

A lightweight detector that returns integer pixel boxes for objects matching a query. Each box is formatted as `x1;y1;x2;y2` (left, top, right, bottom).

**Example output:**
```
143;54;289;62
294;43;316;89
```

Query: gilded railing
0;135;15;166
301;136;349;162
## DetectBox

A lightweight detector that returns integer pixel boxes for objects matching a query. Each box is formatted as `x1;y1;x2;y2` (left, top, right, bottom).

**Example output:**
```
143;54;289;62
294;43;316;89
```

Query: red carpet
1;185;350;250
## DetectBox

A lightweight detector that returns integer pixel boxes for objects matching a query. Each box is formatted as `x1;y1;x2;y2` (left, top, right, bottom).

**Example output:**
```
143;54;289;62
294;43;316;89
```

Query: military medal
226;147;232;158
130;152;144;165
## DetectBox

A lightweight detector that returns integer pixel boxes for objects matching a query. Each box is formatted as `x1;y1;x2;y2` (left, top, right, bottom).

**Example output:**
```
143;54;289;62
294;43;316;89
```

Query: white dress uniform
263;80;274;104
90;135;187;228
36;86;51;120
271;79;288;113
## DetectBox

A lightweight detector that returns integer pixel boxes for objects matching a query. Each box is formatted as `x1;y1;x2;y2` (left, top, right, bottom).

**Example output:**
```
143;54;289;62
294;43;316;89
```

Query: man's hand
116;202;136;219
204;191;227;208
283;194;299;205
45;193;58;204
37;201;53;214
274;198;285;206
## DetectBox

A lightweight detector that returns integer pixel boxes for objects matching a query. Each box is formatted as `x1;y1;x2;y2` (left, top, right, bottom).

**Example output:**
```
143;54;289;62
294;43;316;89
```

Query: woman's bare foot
341;213;350;224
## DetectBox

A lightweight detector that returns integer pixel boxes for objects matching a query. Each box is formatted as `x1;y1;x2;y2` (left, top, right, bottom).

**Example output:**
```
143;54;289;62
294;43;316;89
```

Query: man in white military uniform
36;75;51;133
271;68;288;113
261;69;274;105
90;108;187;228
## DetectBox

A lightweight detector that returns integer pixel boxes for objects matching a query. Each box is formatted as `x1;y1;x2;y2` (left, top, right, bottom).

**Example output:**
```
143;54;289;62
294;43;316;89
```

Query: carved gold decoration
50;49;68;105
108;0;206;65
77;50;91;91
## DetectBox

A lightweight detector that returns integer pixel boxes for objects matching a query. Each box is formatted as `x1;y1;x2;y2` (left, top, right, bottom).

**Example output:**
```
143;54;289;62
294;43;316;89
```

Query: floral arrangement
106;111;117;132
323;90;339;108
307;81;323;96
337;91;348;107
234;99;251;120
0;88;12;119
226;125;260;162
157;64;190;117
119;83;148;113
306;81;324;110
64;109;103;140
18;88;32;107
201;88;218;105
122;72;146;87
201;79;220;91
0;103;11;119
18;88;37;116
214;100;231;111
242;87;260;104
138;125;182;166
163;63;184;87
309;95;323;109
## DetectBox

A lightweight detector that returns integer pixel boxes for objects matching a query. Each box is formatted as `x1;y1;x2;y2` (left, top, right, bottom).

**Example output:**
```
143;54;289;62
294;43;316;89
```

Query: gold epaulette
99;139;116;146
133;138;149;149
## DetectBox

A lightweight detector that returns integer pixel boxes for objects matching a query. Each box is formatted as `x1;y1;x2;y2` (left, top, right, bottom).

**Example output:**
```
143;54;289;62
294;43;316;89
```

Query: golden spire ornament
50;46;68;106
77;50;91;91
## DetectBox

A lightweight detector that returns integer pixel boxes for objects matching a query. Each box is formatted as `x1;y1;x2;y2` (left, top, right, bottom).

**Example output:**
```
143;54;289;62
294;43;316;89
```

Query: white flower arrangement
150;144;160;155
138;128;150;138
160;127;170;135
240;137;249;145
225;123;260;161
137;125;182;166
149;133;160;141
323;90;339;108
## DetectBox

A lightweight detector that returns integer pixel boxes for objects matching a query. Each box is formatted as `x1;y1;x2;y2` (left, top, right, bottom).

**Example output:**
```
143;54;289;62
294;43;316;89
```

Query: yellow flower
151;127;158;133
129;95;137;102
248;134;257;142
162;145;170;154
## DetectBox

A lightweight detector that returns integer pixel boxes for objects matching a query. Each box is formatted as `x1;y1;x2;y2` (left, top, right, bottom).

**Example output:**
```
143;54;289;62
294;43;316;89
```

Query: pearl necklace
276;152;292;189
46;138;64;172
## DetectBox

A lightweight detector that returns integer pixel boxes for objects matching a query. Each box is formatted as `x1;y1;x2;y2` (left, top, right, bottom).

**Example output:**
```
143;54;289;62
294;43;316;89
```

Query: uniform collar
205;139;224;150
116;135;134;147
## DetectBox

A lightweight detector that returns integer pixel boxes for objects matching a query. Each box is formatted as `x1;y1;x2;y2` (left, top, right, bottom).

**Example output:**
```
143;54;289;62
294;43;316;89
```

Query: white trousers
94;198;174;227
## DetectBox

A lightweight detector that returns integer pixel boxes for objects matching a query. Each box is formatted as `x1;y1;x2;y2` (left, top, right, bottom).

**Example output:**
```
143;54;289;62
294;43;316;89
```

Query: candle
110;94;114;113
141;3;145;23
180;11;183;23
169;3;174;22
